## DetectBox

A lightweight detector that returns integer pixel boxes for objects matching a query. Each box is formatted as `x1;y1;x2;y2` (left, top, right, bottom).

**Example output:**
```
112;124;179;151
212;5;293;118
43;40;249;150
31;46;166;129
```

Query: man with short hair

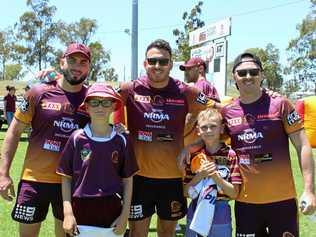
0;43;91;237
116;39;218;237
179;57;220;146
179;57;220;102
223;52;316;236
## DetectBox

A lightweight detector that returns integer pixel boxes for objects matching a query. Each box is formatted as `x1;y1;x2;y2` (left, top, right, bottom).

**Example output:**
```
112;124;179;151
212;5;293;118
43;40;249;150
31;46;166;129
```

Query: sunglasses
147;57;170;66
236;68;260;77
87;99;113;108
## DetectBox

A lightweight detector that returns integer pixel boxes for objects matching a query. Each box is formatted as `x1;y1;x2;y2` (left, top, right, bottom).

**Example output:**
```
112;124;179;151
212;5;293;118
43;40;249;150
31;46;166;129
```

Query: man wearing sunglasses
116;39;218;237
0;43;91;237
221;52;316;236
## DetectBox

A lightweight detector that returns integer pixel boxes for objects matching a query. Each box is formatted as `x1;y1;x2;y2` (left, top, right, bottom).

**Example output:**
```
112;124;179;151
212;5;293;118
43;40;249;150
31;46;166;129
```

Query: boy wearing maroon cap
0;43;91;237
57;83;138;236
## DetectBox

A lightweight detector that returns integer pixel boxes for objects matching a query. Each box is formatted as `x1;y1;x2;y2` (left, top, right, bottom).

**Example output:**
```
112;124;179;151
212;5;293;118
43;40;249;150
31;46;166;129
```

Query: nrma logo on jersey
53;117;80;133
238;128;263;144
144;109;170;123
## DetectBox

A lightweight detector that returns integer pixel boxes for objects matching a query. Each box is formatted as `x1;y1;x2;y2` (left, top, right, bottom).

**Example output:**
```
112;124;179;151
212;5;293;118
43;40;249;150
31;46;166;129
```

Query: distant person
183;108;241;237
179;57;220;147
296;93;316;148
57;83;138;236
0;43;91;237
3;86;17;126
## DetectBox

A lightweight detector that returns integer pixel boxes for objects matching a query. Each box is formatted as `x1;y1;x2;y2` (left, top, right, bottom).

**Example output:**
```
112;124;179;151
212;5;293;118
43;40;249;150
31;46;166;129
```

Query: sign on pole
189;18;231;47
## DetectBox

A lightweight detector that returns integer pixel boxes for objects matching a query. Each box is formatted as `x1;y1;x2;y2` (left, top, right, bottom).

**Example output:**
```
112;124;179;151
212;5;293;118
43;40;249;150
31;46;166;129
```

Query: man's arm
289;129;316;215
0;118;28;200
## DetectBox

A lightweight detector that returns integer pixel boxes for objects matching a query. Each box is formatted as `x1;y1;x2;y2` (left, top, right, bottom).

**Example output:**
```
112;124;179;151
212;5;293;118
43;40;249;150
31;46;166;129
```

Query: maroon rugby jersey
15;81;89;183
119;76;211;179
57;125;138;197
184;143;242;199
221;91;303;203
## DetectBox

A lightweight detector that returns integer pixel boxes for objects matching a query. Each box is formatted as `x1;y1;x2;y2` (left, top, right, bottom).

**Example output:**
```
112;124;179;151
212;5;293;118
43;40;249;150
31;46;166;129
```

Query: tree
3;64;24;81
172;1;205;61
57;18;97;45
0;29;15;80
89;41;111;81
286;0;316;90
245;44;283;91
102;68;118;82
15;0;58;70
57;18;116;82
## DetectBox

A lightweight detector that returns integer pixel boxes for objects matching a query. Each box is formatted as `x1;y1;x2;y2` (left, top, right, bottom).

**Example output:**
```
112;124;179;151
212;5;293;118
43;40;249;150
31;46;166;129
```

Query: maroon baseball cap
80;83;123;111
63;43;91;61
179;57;206;71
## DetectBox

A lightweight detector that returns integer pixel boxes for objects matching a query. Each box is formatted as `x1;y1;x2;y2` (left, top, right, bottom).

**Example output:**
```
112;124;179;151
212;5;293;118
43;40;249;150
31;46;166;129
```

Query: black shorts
129;175;187;221
235;198;298;237
11;180;63;224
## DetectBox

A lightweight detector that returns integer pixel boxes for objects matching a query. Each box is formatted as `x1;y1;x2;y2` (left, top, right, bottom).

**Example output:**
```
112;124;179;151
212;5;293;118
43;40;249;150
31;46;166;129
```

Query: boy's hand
200;159;218;177
63;214;78;236
111;214;128;235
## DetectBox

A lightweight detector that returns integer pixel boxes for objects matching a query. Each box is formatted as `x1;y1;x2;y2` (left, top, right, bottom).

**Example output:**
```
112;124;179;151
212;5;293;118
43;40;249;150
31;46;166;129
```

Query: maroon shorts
72;195;122;228
235;198;299;237
11;180;63;224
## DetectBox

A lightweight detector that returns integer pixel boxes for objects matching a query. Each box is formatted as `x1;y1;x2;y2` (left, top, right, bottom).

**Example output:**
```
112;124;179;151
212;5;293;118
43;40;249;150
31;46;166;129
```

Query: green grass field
0;123;315;236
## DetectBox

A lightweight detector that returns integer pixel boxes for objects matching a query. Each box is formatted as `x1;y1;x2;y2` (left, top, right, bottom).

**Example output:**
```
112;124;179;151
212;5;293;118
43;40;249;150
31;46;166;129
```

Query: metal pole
131;0;138;81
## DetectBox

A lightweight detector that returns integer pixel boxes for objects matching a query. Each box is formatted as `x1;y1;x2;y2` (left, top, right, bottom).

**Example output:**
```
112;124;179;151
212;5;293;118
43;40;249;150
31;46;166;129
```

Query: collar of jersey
83;124;116;142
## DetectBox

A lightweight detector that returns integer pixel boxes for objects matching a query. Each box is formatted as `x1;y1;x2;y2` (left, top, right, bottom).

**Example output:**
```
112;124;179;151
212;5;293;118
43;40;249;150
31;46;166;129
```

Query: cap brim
64;51;90;61
79;93;123;112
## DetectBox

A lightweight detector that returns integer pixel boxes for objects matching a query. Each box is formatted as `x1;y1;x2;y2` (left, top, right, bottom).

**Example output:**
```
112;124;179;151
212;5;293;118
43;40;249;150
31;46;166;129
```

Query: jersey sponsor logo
254;153;272;163
63;103;76;114
134;94;151;103
80;147;92;161
41;101;61;111
144;109;170;123
170;201;183;218
257;111;279;119
43;139;61;152
166;98;185;106
217;165;230;180
227;117;243;127
13;204;36;222
18;98;30;113
156;133;174;142
111;151;119;163
129;205;144;219
152;95;165;106
239;154;251;165
138;130;152;142
238;128;264;144
287;110;300;126
145;124;166;129
196;92;208;105
53;117;80;133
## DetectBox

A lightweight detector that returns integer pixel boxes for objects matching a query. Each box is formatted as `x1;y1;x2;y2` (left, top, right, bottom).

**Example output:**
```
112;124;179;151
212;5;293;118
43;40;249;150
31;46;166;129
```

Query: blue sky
0;0;311;81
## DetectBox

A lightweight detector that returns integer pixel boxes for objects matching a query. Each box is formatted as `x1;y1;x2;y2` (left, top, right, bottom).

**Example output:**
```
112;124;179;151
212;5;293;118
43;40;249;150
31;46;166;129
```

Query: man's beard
61;69;88;85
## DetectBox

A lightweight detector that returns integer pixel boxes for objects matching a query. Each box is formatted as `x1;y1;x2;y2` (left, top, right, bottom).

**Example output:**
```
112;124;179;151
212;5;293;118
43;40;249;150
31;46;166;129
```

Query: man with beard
116;39;219;237
0;43;91;237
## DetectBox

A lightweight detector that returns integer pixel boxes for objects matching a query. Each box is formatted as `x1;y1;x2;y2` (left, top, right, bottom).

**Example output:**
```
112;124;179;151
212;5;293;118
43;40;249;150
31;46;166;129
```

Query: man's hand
35;68;61;82
114;123;129;134
299;191;316;215
0;174;15;201
111;214;128;235
63;214;79;236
